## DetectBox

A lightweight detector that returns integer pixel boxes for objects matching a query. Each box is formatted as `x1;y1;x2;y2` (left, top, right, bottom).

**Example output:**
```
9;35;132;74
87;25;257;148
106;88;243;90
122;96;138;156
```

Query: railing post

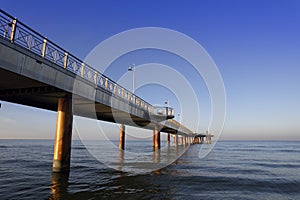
27;35;32;49
9;19;17;43
80;63;85;77
133;95;136;104
41;38;47;58
114;83;117;94
127;92;130;101
105;78;108;90
63;52;68;69
94;71;98;85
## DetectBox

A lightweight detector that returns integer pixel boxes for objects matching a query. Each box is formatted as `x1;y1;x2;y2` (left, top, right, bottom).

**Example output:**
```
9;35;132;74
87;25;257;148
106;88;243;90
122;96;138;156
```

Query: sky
0;0;300;140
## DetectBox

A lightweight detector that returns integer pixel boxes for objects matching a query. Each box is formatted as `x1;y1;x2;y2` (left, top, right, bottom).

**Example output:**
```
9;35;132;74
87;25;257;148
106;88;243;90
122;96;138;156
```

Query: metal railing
0;9;154;115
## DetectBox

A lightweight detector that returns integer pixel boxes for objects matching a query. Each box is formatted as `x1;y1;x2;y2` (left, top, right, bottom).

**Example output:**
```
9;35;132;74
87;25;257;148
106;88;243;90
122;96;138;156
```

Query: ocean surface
0;140;299;199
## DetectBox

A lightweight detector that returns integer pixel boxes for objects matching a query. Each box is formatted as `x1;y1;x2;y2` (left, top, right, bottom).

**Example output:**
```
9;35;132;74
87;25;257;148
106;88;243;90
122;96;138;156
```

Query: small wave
278;149;300;153
72;146;87;150
253;162;300;169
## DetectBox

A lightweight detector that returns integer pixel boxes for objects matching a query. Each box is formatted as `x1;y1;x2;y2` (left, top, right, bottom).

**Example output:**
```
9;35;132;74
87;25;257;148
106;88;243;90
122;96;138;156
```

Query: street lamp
128;64;135;94
177;113;182;122
164;100;169;106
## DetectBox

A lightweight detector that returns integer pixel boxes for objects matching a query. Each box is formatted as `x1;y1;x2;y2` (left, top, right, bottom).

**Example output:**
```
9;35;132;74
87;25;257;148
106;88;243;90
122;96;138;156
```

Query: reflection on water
50;173;69;200
49;143;190;199
82;139;190;174
153;149;161;163
107;142;189;173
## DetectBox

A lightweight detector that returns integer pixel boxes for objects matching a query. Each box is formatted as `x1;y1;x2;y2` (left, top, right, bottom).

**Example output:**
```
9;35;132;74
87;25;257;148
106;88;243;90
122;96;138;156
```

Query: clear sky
1;0;300;140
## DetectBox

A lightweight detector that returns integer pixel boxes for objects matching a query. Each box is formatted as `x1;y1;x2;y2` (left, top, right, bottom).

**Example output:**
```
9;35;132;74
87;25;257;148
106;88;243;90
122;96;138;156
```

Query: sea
0;140;299;200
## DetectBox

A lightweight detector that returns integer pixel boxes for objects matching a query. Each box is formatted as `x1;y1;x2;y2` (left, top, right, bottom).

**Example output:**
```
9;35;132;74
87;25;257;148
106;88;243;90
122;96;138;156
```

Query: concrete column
181;136;184;145
153;125;160;150
193;137;197;144
53;95;73;173
174;134;178;146
119;124;125;150
206;131;211;144
206;135;211;144
167;133;170;145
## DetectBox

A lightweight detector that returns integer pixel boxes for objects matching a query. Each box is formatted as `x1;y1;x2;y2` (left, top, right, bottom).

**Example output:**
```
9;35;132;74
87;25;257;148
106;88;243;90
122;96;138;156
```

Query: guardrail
0;9;154;115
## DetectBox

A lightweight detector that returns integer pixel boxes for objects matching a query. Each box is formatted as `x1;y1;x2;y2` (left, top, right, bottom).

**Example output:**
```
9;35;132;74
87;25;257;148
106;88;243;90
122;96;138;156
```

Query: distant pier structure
193;131;214;144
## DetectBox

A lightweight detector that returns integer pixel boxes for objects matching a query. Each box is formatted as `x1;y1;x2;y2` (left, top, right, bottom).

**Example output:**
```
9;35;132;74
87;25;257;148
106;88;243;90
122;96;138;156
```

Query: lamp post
164;100;169;106
128;64;135;94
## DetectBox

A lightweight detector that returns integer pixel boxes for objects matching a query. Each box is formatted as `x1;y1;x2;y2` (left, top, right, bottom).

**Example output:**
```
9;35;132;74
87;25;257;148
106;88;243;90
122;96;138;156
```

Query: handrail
0;9;154;115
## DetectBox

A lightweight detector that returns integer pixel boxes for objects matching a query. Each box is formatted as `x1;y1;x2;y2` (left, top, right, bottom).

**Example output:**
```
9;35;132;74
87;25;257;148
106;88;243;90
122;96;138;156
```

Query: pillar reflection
50;172;69;200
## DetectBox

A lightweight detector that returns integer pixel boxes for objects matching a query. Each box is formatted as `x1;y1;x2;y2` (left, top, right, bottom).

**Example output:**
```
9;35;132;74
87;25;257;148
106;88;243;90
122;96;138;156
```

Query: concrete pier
0;9;204;173
153;125;160;150
206;131;212;144
119;124;125;150
167;133;170;145
174;134;178;146
193;137;199;144
53;95;73;173
200;137;204;144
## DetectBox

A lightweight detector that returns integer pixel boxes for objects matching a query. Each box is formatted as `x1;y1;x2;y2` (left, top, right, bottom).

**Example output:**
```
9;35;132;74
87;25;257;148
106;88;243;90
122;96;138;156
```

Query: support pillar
206;131;211;144
193;137;197;144
174;134;178;146
167;133;170;145
206;135;212;144
53;95;73;173
181;136;184;145
153;125;160;150
119;124;125;150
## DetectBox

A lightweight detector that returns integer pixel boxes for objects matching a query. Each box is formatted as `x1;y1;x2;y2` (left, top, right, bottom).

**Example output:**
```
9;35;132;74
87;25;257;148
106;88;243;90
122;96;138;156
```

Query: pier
0;9;212;173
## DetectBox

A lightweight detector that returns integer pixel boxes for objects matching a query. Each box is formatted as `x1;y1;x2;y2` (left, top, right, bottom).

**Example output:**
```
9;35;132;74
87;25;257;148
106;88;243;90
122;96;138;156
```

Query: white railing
0;9;154;115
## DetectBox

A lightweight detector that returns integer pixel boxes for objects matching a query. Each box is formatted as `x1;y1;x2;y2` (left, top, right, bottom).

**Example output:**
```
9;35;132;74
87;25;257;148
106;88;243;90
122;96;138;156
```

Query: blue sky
1;0;300;140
